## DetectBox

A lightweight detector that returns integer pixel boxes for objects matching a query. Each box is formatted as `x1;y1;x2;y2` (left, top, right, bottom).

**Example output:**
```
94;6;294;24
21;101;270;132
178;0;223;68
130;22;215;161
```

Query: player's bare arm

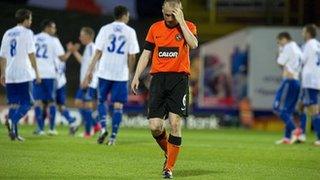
131;49;152;94
70;43;82;63
128;54;137;78
59;51;72;62
82;49;102;88
172;8;198;49
28;53;41;83
0;57;6;86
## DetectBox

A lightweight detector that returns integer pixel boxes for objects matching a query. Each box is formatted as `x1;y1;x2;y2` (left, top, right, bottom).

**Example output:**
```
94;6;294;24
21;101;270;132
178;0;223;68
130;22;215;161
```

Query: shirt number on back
107;34;126;55
10;39;17;57
35;43;48;59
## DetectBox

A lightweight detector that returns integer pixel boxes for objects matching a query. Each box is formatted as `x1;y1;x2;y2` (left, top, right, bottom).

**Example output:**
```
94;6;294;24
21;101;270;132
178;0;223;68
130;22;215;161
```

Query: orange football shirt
144;20;197;74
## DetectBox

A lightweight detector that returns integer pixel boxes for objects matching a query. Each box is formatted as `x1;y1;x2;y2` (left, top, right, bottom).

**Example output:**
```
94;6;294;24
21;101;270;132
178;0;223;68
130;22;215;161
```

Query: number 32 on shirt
107;34;126;55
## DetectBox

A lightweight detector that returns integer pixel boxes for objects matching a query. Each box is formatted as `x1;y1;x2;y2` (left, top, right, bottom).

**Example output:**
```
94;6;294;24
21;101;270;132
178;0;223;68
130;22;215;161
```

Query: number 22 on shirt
35;43;48;59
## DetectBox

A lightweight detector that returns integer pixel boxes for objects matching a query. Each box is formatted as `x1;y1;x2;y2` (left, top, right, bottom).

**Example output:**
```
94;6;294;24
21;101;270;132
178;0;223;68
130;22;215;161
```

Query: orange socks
153;129;168;153
165;134;182;171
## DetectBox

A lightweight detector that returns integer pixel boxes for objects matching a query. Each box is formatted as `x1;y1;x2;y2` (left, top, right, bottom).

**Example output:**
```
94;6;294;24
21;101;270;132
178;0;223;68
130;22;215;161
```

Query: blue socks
92;110;99;127
311;114;320;140
62;109;75;124
299;112;307;134
111;109;123;139
8;108;17;120
34;106;44;131
98;102;107;130
279;111;295;139
82;108;93;134
49;105;56;130
11;104;31;135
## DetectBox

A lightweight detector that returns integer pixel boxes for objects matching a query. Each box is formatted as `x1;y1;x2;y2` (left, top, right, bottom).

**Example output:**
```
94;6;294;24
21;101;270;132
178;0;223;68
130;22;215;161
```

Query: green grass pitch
1;125;320;179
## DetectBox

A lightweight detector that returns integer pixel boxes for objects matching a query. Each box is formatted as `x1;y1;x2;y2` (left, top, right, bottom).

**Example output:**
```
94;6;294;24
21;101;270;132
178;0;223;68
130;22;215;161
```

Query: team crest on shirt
175;34;183;41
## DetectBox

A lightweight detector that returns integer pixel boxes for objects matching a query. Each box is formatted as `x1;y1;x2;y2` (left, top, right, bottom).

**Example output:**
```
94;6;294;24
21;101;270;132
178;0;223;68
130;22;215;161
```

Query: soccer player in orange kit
131;0;198;178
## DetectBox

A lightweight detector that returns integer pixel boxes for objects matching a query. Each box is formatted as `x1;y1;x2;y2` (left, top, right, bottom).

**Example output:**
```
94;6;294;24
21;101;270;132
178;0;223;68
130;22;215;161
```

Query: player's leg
5;83;20;140
148;74;168;153
108;81;128;145
149;118;167;151
75;89;90;137
56;86;78;135
108;102;123;145
48;101;57;133
57;86;76;124
33;80;45;134
165;112;182;175
293;100;307;143
92;104;101;134
97;78;112;144
75;88;85;126
12;82;33;140
5;104;18;140
91;88;100;134
304;89;320;145
298;101;307;135
83;91;95;138
308;104;320;145
163;73;189;178
273;80;295;144
281;80;300;144
45;79;57;135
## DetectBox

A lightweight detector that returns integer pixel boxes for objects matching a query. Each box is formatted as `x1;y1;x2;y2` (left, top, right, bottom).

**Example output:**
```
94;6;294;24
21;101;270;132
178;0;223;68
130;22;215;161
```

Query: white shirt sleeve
0;33;8;58
301;43;312;65
54;38;65;57
26;30;36;54
277;47;289;66
95;27;106;51
128;30;140;55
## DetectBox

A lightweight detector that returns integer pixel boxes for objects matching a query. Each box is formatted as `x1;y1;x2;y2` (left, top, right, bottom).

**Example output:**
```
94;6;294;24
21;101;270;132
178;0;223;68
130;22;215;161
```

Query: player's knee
74;100;83;108
113;102;123;110
48;101;55;106
307;105;319;115
34;101;43;107
149;124;162;132
58;105;65;112
9;104;19;109
298;103;304;113
84;102;93;109
170;120;182;133
149;119;163;135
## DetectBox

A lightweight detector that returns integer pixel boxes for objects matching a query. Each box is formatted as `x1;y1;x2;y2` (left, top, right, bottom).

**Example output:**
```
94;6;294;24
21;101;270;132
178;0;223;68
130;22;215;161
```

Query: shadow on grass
175;169;223;177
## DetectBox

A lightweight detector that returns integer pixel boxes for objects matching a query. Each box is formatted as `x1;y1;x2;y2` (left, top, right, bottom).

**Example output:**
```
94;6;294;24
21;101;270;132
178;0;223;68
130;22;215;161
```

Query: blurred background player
131;0;198;178
273;32;302;144
53;36;78;135
83;5;140;145
0;9;41;141
33;20;71;135
299;24;320;146
70;27;100;138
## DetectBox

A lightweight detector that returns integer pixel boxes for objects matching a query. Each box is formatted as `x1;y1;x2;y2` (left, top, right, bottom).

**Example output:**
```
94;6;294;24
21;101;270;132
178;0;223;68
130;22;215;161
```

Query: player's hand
172;8;185;24
35;76;41;84
81;73;92;88
0;75;5;87
74;43;81;51
67;42;74;52
131;77;139;95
